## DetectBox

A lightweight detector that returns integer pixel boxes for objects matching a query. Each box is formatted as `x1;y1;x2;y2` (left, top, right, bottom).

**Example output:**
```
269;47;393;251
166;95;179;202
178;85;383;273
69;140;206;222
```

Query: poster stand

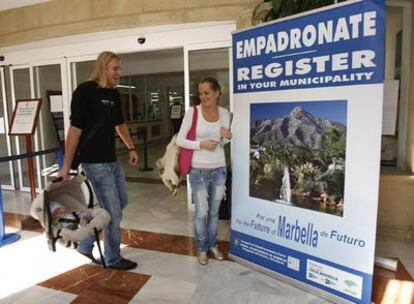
230;0;385;303
0;147;62;246
9;98;42;201
0;185;21;246
9;99;42;229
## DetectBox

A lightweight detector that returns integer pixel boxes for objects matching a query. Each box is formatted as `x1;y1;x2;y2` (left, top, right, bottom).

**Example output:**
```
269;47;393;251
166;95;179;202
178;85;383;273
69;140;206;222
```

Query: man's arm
59;126;82;180
115;123;138;165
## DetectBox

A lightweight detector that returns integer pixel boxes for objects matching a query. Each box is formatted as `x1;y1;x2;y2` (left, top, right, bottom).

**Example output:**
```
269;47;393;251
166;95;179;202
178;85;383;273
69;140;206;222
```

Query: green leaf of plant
256;0;340;22
301;0;313;11
279;0;295;17
272;0;283;14
265;8;277;21
252;2;269;19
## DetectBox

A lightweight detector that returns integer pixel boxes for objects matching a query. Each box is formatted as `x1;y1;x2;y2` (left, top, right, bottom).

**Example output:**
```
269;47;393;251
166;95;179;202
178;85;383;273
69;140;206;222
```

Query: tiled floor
1;166;414;303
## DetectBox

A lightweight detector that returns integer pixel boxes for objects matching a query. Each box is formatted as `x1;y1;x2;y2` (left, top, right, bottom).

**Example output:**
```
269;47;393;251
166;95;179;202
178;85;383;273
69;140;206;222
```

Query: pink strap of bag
178;106;198;174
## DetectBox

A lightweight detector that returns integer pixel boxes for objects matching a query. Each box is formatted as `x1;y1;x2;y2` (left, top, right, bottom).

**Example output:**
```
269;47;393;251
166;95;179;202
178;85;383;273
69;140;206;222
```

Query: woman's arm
220;108;232;145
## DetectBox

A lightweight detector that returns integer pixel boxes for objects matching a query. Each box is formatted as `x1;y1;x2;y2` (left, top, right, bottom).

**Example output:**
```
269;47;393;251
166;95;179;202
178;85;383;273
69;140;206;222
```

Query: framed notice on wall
170;104;182;119
9;99;42;135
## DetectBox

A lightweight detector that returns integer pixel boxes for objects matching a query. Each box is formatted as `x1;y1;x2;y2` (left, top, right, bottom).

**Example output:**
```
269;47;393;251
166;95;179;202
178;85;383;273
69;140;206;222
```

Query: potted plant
252;0;348;25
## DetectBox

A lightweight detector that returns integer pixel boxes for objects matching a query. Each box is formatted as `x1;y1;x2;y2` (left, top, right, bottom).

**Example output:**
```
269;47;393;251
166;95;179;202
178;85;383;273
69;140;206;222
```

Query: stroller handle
52;173;79;184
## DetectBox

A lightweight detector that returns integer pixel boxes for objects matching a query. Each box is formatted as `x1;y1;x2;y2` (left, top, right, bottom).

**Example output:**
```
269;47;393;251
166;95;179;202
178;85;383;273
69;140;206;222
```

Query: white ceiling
0;0;52;12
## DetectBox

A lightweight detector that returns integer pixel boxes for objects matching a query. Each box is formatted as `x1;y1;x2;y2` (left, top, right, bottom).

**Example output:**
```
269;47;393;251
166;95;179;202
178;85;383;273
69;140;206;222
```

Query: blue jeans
190;167;227;253
77;161;128;266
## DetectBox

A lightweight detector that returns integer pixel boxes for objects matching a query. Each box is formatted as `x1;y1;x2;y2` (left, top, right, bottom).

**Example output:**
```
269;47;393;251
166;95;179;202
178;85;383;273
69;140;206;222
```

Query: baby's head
50;202;66;219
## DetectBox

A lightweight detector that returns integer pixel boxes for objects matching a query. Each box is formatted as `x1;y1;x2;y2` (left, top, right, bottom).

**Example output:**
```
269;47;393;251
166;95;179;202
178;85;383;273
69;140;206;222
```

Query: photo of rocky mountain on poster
250;101;347;216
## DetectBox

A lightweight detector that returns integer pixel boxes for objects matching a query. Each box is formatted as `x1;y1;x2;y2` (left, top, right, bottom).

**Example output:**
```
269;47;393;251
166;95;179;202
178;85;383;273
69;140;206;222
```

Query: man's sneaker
108;258;138;270
197;251;208;265
209;246;224;260
78;251;102;265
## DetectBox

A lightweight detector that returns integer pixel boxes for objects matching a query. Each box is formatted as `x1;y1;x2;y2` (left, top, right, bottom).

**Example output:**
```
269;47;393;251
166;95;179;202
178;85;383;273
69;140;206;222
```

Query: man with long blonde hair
60;51;138;270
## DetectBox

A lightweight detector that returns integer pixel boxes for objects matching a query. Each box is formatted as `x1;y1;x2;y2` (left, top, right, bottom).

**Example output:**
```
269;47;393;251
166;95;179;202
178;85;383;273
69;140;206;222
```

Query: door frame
8;58;68;192
184;41;233;210
0;67;16;190
31;58;69;185
9;64;42;192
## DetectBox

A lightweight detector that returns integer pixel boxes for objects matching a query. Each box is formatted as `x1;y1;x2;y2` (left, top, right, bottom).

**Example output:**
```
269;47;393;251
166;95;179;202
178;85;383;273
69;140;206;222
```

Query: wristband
128;147;136;152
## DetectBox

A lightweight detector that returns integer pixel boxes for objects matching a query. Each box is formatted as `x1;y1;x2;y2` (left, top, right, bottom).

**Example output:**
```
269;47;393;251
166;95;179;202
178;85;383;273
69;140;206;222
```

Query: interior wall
377;174;414;239
407;3;414;171
384;7;402;80
375;3;414;240
0;0;257;48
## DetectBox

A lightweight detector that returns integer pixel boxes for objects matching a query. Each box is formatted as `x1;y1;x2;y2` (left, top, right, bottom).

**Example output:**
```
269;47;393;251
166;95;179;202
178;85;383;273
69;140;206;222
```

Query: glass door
70;50;185;182
33;60;67;183
0;67;15;189
184;42;232;209
117;50;184;182
188;48;231;110
9;65;43;191
9;59;67;191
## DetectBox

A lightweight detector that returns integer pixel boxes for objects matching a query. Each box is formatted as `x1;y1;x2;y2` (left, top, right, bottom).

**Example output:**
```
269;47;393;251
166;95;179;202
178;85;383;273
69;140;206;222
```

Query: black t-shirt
70;81;124;163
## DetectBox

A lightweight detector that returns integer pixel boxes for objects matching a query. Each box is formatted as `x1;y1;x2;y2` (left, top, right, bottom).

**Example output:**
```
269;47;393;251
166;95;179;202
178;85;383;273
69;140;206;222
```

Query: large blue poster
230;0;385;303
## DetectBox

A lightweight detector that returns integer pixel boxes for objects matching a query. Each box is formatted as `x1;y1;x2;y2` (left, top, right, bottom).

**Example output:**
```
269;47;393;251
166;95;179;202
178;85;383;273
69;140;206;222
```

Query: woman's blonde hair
90;51;120;87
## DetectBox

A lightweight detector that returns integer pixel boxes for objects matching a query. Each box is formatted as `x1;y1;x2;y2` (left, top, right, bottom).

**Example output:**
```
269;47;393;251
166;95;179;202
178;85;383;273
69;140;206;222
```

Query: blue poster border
230;0;385;302
231;230;372;303
232;0;385;93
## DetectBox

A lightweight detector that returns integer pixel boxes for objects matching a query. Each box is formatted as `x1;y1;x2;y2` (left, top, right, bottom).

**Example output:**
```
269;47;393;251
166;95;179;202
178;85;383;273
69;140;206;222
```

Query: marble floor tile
123;214;230;241
3;212;25;229
2;175;414;303
0;231;94;299
246;292;319;304
122;212;194;237
0;286;76;304
129;276;197;304
121;229;197;255
120;228;230;260
305;294;334;304
188;261;265;304
122;247;208;284
378;279;414;304
188;261;335;304
39;264;151;304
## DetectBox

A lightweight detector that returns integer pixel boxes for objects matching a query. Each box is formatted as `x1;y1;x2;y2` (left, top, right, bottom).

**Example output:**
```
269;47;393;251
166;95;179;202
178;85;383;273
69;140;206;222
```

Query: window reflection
118;73;184;123
189;49;230;110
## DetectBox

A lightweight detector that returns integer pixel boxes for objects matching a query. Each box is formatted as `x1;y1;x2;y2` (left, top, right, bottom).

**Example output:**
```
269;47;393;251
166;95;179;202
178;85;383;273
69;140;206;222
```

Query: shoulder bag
178;106;198;174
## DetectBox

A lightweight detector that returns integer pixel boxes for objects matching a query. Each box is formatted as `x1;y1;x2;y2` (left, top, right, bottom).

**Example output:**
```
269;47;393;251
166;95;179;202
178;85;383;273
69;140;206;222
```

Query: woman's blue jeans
76;161;128;266
189;167;227;253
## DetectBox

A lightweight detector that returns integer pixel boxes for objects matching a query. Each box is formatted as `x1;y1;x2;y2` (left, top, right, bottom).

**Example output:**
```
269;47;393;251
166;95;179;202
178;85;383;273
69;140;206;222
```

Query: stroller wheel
47;238;56;252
